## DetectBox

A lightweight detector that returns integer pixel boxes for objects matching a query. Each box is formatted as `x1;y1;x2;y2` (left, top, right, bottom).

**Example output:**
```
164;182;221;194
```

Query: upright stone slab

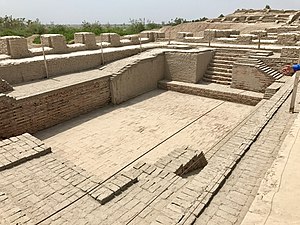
0;36;31;58
101;33;121;47
140;31;156;42
124;35;140;44
151;31;165;40
177;32;193;40
74;32;97;49
41;34;68;53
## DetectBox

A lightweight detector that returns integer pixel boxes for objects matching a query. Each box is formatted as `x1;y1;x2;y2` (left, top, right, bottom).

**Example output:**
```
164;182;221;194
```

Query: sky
0;0;299;24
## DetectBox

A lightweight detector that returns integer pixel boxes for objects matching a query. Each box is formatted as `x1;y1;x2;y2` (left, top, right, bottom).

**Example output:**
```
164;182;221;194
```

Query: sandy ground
36;90;253;181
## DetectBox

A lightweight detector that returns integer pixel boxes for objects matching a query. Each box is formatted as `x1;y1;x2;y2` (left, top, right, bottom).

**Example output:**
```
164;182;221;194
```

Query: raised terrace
1;9;300;225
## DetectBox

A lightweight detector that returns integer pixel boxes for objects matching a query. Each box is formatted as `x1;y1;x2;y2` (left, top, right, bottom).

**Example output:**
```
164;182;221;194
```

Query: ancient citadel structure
0;8;300;225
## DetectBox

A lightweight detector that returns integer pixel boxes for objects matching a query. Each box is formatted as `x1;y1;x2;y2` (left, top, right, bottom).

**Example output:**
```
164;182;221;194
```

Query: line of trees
0;15;211;42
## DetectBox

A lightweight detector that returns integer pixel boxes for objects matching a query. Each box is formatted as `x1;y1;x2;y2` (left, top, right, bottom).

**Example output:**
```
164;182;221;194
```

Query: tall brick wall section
231;64;275;93
110;54;165;104
0;77;110;138
165;51;213;83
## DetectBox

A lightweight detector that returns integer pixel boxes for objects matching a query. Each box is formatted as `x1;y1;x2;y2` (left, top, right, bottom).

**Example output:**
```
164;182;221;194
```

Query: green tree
265;5;271;9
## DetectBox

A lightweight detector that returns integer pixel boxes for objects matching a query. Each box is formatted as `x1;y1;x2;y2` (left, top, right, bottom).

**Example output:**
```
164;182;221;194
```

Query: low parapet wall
0;77;110;138
0;45;145;84
1;31;166;60
110;53;165;104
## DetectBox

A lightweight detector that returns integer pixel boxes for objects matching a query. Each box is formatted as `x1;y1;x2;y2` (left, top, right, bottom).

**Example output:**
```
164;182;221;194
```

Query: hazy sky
0;0;299;24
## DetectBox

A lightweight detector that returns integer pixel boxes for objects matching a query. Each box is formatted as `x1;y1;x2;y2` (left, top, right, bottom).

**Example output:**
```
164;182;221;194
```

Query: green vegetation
166;17;208;26
0;15;162;42
0;15;211;41
265;5;271;10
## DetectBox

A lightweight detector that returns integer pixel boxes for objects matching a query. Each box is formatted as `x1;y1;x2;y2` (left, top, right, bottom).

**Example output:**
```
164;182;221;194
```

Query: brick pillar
101;33;121;47
140;31;155;42
0;36;31;59
74;32;97;50
41;34;68;53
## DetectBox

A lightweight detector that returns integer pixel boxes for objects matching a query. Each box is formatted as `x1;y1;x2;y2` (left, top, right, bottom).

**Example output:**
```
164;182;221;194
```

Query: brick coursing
0;77;110;138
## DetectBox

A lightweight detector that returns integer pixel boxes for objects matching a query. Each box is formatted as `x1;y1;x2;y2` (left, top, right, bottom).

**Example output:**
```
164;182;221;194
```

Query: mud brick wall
231;64;275;93
158;80;262;106
0;77;110;138
165;51;213;83
110;54;165;104
0;48;142;85
281;47;300;58
0;79;13;93
260;57;298;71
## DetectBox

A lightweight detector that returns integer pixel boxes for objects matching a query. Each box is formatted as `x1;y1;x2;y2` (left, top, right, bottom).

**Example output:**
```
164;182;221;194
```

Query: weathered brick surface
159;80;263;106
195;83;298;225
0;77;110;138
0;133;51;171
0;153;93;224
0;79;13;93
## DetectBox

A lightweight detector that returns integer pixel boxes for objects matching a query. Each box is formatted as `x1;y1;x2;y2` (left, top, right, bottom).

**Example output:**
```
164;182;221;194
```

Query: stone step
214;55;238;61
206;70;232;77
204;74;232;82
207;67;233;73
209;62;233;69
211;59;235;64
214;52;244;58
274;74;283;80
202;77;231;85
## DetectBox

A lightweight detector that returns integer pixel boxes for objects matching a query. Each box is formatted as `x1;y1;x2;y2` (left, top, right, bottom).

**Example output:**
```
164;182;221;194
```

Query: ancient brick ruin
1;8;300;225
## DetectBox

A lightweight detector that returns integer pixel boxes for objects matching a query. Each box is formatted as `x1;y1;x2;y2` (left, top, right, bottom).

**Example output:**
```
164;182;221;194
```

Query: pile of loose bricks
0;133;51;171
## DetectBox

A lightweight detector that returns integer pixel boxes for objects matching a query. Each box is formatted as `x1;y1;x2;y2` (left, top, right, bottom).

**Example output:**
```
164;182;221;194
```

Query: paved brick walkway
194;83;299;225
36;90;253;181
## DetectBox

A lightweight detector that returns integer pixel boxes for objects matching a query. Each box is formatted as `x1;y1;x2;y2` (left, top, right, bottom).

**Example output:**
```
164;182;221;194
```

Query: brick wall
110;54;165;104
0;77;110;138
231;64;275;93
0;47;144;85
0;79;13;93
261;57;298;71
158;80;262;106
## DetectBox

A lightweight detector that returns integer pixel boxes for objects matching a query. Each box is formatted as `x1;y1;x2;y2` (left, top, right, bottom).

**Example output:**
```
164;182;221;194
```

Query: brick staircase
237;55;283;80
203;48;276;86
203;49;246;85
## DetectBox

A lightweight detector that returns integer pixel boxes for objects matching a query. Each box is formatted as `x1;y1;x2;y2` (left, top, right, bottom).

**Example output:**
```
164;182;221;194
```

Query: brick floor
36;90;253;180
194;84;298;225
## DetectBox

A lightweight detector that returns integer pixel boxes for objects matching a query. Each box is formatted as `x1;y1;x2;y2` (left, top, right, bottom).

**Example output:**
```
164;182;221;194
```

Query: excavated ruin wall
0;48;142;85
0;48;214;138
231;64;275;93
110;54;165;104
261;57;298;71
165;51;213;83
0;77;110;138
